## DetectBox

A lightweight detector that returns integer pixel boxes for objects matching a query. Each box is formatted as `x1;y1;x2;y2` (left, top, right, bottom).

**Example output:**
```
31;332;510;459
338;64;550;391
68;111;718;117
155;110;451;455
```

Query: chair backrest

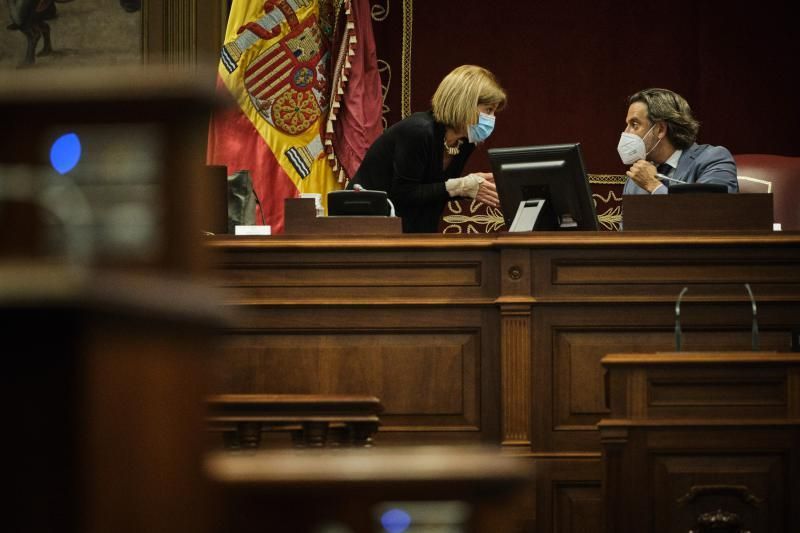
734;153;800;230
737;175;771;194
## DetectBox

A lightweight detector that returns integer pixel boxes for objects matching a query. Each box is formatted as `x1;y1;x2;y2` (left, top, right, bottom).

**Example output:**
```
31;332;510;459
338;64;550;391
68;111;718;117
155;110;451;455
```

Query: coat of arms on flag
208;0;383;233
209;0;382;233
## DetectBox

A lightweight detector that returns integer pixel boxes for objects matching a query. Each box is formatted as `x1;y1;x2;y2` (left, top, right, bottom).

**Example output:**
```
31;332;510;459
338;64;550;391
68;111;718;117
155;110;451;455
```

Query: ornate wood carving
501;306;531;446
689;509;749;533
677;484;764;507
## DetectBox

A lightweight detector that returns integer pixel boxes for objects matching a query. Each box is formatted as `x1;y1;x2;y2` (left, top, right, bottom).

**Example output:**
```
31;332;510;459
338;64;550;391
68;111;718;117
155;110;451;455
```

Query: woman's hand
475;175;499;207
445;172;499;207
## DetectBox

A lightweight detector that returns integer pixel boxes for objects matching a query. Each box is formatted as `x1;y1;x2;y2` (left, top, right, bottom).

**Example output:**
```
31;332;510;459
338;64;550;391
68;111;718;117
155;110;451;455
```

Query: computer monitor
488;143;598;231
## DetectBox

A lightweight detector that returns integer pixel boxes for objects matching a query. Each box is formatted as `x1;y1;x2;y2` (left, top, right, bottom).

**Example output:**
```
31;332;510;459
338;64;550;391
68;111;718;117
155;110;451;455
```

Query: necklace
444;138;463;156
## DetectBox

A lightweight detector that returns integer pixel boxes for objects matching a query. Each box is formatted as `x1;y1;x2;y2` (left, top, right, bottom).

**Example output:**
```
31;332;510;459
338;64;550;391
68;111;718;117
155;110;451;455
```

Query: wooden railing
207;394;383;449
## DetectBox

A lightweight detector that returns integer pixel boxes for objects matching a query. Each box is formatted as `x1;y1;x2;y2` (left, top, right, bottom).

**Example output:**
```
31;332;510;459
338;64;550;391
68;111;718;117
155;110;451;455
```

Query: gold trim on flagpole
400;0;413;118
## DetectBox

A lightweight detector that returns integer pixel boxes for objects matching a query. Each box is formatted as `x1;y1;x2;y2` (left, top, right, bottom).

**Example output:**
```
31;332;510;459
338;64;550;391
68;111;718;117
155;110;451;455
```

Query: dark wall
373;0;799;174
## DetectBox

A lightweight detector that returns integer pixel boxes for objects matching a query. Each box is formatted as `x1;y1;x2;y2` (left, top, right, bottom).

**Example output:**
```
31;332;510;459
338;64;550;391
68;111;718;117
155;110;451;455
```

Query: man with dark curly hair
618;88;738;195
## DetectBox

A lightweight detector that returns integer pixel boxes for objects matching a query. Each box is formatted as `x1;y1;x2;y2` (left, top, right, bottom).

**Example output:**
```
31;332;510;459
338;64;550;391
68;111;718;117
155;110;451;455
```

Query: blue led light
380;509;411;533
50;133;81;174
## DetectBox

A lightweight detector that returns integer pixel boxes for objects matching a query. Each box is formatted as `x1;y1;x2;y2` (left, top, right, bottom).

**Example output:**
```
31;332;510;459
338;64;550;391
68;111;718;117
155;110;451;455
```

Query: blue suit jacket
623;143;739;195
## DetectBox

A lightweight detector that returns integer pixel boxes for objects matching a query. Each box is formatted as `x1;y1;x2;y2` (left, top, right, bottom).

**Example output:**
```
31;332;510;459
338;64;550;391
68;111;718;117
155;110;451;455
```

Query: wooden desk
206;231;800;533
623;193;774;231
4;265;223;533
599;352;800;533
0;65;223;533
206;446;534;533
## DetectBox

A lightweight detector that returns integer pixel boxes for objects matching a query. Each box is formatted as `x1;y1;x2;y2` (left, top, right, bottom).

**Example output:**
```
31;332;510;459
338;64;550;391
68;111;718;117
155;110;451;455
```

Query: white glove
445;173;485;198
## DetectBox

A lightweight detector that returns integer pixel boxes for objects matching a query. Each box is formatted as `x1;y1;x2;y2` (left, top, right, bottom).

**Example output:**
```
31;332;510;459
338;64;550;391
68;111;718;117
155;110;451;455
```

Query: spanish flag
208;0;344;233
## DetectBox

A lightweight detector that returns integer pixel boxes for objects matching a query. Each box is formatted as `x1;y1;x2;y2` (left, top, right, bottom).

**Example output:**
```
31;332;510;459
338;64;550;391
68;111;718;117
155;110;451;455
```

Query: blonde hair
431;65;507;132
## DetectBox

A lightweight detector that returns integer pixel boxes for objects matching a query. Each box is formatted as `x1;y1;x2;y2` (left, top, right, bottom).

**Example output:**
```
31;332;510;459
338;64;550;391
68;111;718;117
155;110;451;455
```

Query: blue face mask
467;112;495;143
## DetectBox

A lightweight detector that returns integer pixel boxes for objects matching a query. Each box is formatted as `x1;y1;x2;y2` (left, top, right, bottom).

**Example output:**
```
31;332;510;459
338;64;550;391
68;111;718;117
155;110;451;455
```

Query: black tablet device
327;189;391;216
669;182;728;194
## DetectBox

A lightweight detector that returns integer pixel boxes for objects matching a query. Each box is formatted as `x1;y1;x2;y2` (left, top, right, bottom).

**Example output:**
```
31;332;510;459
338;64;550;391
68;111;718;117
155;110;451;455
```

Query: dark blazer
623;143;739;195
350;111;475;233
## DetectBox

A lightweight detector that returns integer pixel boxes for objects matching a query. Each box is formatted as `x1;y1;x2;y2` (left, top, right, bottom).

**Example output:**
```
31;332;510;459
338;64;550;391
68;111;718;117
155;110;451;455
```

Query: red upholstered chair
734;154;800;231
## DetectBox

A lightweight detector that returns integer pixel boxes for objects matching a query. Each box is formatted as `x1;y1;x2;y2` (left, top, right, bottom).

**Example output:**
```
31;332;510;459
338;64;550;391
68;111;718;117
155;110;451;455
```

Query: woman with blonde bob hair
349;65;507;233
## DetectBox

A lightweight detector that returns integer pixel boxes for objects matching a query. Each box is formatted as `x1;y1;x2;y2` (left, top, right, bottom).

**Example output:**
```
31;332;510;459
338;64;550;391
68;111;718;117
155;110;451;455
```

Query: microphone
656;173;684;183
744;283;760;351
674;286;689;352
252;188;267;226
674;284;761;352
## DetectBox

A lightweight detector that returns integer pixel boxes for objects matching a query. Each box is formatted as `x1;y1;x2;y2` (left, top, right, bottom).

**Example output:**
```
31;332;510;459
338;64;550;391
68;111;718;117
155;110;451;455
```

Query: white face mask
617;123;660;165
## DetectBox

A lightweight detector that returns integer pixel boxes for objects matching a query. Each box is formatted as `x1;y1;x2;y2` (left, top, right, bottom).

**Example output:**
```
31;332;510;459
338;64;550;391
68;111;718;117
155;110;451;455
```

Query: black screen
327;189;390;216
488;143;598;231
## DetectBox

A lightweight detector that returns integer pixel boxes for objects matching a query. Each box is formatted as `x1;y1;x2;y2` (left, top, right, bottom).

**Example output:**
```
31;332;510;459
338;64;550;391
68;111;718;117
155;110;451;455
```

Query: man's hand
626;160;662;193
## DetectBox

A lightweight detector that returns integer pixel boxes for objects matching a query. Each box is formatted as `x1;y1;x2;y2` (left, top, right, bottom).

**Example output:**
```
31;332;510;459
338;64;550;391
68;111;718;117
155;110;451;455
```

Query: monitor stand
509;199;546;232
558;214;578;229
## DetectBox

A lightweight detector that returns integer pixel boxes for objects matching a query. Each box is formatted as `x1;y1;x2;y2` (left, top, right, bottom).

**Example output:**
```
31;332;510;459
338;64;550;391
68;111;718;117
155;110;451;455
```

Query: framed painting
1;0;143;69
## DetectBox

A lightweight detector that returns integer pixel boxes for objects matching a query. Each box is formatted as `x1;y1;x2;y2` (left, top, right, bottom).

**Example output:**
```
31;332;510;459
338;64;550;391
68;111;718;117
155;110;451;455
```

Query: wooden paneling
605;353;800;423
647;371;787;417
215;247;498;303
534;457;603;533
223;261;482;287
600;353;800;533
554;484;603;533
653;450;786;533
500;234;800;302
601;425;799;533
536;307;796;453
208;233;800;533
216;329;480;431
208;302;499;442
553;258;800;286
623;194;774;231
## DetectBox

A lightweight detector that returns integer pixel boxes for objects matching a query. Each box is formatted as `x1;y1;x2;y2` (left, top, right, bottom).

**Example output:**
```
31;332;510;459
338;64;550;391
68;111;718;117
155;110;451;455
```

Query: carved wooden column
501;303;532;447
499;247;533;449
599;427;629;533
